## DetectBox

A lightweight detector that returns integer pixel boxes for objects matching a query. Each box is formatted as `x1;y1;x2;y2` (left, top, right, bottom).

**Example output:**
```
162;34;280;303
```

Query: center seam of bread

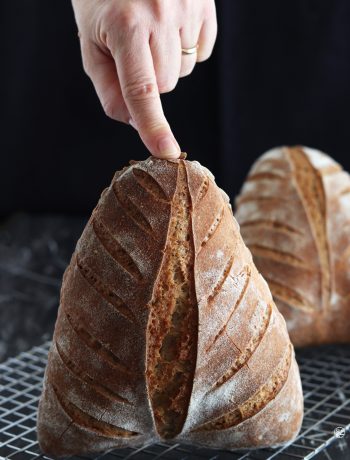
146;161;198;439
287;147;331;311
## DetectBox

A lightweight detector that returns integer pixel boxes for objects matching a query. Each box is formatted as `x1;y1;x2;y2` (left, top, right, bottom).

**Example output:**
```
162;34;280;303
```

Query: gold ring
182;45;198;55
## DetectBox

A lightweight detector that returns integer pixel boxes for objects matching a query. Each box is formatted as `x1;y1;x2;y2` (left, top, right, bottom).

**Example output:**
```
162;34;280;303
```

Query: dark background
0;2;350;458
1;0;350;217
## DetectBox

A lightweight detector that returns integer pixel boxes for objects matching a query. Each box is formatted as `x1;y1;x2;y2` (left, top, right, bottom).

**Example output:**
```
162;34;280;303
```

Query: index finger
111;31;180;159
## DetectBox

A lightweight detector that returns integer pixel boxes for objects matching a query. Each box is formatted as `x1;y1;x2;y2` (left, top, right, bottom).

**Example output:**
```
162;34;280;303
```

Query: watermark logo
334;427;346;438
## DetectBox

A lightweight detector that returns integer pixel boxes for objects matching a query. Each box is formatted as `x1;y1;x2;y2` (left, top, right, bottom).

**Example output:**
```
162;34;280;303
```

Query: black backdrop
1;0;350;216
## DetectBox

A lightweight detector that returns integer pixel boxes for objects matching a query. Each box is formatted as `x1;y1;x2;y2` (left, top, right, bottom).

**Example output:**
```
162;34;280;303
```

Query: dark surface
1;341;350;459
0;213;85;361
314;437;350;460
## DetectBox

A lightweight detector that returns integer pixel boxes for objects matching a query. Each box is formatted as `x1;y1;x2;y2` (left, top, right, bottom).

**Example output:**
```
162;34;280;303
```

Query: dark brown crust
132;167;170;202
112;181;154;235
63;310;133;376
52;385;139;438
92;216;143;281
55;341;132;405
37;157;303;456
76;254;137;324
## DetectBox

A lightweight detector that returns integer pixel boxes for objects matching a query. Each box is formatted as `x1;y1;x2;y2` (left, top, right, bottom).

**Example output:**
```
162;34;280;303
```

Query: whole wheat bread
235;146;350;347
37;157;303;456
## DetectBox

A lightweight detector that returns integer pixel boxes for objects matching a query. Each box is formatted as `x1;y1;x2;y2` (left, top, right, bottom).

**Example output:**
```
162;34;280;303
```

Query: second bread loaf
235;146;350;347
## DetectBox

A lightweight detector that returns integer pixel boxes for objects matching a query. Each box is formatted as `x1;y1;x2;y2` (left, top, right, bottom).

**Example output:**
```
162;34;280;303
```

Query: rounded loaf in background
37;157;303;456
235;146;350;347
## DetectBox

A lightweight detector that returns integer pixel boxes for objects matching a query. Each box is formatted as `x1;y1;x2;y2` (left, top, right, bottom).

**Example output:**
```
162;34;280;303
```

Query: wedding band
182;45;198;55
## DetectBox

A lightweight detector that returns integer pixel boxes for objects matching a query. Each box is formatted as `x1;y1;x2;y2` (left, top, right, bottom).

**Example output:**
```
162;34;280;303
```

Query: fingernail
129;118;137;130
157;137;180;158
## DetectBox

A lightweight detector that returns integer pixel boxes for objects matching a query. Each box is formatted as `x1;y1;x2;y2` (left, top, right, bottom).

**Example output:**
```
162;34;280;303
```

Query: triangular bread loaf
236;146;350;347
37;157;303;456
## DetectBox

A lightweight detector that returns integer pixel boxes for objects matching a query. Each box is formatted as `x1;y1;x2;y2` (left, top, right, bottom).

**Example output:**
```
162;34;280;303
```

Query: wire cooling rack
0;342;349;460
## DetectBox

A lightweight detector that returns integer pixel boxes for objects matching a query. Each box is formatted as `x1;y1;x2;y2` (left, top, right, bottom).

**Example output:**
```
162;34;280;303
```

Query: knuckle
82;59;91;76
102;99;116;119
117;9;139;30
102;4;139;38
107;2;138;30
102;100;126;122
123;80;159;102
82;56;93;77
80;44;93;76
152;0;167;20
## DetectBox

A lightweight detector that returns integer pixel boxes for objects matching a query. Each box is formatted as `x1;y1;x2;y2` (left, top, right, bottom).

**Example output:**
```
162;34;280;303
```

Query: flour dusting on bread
37;157;303;456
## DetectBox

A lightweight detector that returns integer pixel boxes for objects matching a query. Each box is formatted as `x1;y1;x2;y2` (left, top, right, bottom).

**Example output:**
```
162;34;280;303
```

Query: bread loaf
235;146;350;347
37;157;303;456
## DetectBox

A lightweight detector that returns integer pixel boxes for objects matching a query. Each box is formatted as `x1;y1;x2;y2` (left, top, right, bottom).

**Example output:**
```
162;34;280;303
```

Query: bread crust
235;146;350;347
37;158;303;456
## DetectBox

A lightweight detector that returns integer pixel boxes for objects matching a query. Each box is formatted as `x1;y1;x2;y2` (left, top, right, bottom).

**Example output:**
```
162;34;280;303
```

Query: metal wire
0;342;349;460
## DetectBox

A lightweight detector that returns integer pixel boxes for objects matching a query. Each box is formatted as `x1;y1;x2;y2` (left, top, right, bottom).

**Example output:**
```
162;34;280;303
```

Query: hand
71;0;217;159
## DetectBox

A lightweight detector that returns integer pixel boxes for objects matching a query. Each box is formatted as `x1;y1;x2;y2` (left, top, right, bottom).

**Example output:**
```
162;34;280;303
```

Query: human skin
71;0;217;159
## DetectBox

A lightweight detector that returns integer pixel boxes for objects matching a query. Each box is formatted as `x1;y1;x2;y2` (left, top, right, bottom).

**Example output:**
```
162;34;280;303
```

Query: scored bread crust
235;146;350;347
37;157;303;456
